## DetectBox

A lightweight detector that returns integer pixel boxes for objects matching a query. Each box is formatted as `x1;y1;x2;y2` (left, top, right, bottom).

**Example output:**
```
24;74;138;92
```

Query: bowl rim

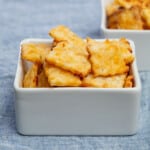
100;0;150;33
14;38;141;92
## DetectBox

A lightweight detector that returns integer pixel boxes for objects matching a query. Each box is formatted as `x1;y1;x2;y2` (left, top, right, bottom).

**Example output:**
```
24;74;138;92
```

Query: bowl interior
14;38;141;91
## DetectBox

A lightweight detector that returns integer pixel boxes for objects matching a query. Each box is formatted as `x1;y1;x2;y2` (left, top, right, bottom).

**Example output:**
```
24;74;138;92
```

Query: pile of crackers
107;0;150;29
21;25;134;88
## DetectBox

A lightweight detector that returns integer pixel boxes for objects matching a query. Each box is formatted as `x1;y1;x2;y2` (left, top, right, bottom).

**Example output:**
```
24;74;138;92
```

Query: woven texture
0;0;150;149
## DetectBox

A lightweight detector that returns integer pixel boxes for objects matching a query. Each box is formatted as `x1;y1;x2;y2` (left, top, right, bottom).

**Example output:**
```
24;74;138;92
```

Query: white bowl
101;0;150;71
14;38;141;135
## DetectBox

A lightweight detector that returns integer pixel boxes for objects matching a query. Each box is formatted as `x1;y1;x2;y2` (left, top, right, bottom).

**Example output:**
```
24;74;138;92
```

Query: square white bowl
101;0;150;71
14;38;141;135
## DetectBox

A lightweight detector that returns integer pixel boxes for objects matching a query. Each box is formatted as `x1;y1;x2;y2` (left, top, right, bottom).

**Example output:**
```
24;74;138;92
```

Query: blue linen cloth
0;0;150;149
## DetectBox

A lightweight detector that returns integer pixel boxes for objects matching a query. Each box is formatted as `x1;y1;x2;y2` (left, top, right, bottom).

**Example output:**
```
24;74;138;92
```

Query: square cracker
87;38;134;77
44;63;81;87
82;74;127;88
23;64;38;88
37;69;50;87
46;41;91;77
124;75;134;88
49;25;88;56
21;43;51;64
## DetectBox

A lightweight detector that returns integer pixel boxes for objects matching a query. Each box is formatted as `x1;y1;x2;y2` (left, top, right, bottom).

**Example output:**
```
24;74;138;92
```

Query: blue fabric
0;0;150;149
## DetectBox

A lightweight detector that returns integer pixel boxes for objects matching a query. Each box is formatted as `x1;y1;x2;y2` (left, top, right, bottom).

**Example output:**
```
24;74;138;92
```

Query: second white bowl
101;0;150;71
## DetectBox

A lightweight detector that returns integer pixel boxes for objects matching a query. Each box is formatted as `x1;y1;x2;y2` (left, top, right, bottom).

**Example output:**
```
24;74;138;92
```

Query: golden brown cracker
46;41;91;77
23;64;38;88
142;0;150;8
124;75;134;87
82;74;127;88
87;38;134;76
44;62;82;87
37;69;50;87
21;43;51;64
106;1;123;16
142;8;150;29
49;25;88;56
